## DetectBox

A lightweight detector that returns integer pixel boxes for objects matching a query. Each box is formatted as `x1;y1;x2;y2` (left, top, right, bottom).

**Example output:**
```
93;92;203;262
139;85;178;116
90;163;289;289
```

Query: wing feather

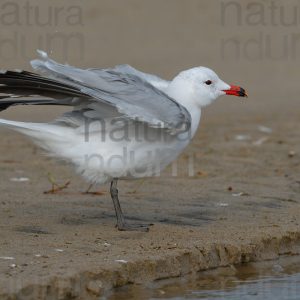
31;51;191;133
0;50;191;134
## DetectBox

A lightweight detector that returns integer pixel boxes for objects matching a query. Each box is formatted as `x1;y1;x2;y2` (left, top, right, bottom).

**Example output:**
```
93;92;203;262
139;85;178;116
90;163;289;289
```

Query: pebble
288;151;296;158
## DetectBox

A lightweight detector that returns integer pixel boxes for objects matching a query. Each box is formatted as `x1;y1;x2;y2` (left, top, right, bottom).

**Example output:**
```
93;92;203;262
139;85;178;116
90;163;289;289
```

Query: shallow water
108;256;300;300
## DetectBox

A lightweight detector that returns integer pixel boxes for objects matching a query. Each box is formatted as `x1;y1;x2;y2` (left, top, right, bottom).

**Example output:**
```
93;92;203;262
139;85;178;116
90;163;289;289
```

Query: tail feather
0;118;73;154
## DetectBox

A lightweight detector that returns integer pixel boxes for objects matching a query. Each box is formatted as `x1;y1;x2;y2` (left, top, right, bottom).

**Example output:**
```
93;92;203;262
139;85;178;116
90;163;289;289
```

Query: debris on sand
10;177;30;182
232;192;249;197
44;172;70;194
253;137;269;146
258;125;273;134
217;203;229;207
82;183;106;195
235;134;251;141
115;259;128;264
196;171;208;177
54;249;64;253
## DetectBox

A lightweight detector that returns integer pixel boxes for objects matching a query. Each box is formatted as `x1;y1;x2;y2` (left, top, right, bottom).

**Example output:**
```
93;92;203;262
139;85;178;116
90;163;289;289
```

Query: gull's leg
110;179;152;232
110;179;126;228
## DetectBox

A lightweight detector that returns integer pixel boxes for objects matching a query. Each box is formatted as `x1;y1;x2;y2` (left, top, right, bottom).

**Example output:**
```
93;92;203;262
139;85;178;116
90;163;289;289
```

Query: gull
0;51;247;231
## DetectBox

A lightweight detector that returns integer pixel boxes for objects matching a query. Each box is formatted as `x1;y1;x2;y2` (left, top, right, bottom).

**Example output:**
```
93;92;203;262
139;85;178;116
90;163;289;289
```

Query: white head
168;67;247;108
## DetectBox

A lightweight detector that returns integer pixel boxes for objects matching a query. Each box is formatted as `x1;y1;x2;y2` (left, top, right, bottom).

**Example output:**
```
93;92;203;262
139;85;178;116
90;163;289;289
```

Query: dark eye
205;80;212;85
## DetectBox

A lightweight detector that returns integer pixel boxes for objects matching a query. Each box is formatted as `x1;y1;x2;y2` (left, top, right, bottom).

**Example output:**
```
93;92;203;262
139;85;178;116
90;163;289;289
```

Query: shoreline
1;225;300;299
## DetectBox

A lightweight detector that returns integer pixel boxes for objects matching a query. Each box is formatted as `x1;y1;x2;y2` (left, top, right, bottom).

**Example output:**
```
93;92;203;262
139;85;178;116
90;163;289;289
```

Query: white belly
67;122;193;184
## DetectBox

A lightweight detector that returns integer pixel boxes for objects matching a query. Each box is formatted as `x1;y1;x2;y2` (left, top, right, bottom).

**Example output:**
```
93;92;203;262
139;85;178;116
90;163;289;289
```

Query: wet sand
0;1;300;299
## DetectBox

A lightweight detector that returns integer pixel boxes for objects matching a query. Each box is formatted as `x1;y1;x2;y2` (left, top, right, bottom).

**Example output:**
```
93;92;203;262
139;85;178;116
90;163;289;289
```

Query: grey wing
104;64;170;92
30;51;190;134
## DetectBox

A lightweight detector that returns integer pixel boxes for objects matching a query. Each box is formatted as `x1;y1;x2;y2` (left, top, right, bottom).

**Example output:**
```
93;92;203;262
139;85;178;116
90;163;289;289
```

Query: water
108;256;300;300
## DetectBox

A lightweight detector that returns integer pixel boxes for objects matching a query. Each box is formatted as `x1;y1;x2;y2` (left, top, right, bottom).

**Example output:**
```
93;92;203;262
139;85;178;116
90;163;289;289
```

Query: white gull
0;50;247;231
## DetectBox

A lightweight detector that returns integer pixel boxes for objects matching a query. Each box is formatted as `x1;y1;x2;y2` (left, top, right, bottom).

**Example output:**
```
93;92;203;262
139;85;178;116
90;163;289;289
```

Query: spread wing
0;50;191;134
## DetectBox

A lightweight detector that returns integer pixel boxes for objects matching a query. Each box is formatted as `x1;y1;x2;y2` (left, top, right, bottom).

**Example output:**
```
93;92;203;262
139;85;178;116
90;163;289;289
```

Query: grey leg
110;179;152;232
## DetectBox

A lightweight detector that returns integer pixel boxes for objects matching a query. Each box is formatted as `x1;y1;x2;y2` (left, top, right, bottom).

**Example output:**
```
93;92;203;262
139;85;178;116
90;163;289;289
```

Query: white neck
166;80;202;139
